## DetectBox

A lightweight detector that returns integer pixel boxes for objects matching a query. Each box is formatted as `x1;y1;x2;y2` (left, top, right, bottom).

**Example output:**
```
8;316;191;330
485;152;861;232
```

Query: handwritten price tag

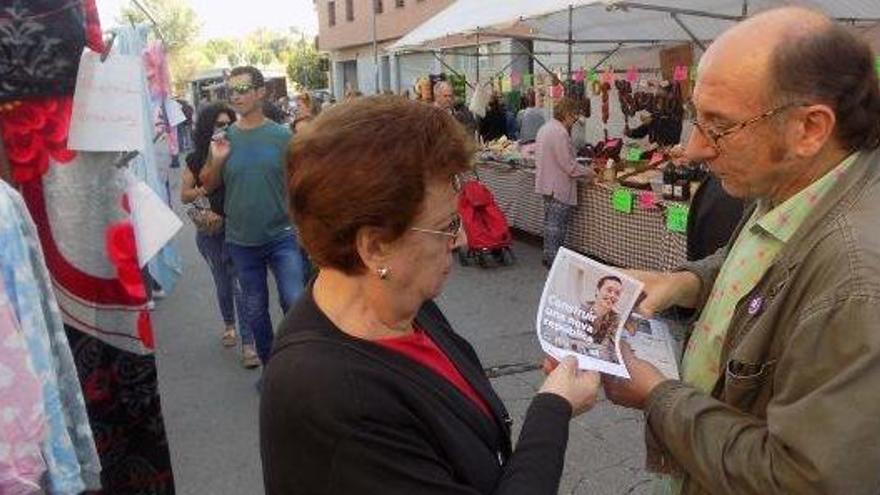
501;76;512;92
666;204;689;233
638;191;657;210
69;51;147;151
612;188;634;214
626;147;642;162
626;66;638;83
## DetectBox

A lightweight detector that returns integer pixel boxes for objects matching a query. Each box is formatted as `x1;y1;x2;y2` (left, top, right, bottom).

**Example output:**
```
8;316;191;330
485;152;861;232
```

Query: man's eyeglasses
229;83;256;96
686;101;805;150
411;214;462;240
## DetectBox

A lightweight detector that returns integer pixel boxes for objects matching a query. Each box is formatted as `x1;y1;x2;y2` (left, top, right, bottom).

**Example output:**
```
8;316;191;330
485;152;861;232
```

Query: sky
97;0;320;40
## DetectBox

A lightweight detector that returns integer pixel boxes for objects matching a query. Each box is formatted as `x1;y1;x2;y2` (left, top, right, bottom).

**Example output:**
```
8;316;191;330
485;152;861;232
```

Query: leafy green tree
286;38;328;90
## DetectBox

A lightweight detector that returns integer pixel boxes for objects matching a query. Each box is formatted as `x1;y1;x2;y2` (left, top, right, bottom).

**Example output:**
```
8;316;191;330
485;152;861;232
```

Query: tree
286;38;328;90
120;0;201;55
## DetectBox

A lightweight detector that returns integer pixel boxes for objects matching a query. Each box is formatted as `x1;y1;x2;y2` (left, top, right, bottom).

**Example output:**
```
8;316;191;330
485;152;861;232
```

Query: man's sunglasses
229;83;257;96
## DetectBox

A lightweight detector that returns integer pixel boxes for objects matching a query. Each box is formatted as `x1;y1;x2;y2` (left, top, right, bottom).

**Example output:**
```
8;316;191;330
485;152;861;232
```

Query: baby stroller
457;174;515;268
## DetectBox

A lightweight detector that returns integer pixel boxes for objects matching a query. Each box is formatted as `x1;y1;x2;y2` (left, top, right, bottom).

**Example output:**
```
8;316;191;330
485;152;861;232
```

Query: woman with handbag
181;102;260;368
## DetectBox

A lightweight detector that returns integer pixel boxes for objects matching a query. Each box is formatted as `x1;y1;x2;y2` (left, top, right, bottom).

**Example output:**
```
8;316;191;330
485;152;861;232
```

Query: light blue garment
112;24;183;293
0;181;101;493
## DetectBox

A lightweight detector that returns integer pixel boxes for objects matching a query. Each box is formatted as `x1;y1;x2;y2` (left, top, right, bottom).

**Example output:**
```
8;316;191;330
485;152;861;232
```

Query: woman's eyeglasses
410;215;462;240
214;121;230;131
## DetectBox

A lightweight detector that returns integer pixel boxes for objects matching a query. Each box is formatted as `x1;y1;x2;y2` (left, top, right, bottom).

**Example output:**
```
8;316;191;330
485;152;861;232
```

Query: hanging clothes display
0;4;177;493
113;25;183;293
0;275;47;494
0;0;87;102
0;180;101;494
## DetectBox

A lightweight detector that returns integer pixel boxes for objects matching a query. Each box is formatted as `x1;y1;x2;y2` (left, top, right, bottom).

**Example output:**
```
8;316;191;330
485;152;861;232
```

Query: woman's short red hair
288;95;473;275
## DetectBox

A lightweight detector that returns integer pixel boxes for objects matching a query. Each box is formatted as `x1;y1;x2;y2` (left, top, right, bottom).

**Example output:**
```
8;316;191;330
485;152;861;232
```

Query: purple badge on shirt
748;296;764;316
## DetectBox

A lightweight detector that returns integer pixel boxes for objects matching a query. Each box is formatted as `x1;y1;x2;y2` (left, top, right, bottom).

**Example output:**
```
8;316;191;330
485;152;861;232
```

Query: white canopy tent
393;0;880;51
391;0;880;78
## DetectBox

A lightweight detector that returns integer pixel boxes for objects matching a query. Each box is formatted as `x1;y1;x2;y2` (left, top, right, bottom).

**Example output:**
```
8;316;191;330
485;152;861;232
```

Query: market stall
476;159;689;271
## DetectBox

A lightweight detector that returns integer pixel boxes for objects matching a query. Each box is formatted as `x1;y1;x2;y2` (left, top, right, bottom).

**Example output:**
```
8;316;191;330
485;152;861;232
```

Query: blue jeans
195;231;252;345
543;195;574;266
226;233;305;364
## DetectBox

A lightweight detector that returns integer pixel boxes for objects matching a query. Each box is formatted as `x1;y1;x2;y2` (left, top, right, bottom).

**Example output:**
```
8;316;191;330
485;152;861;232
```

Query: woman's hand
210;133;231;164
538;356;600;417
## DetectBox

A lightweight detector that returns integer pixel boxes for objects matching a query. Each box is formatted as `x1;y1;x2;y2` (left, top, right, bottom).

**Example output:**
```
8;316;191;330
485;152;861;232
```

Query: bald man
600;7;880;494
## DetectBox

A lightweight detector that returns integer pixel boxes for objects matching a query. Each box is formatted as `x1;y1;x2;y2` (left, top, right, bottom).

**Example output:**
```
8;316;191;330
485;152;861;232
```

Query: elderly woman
261;96;600;494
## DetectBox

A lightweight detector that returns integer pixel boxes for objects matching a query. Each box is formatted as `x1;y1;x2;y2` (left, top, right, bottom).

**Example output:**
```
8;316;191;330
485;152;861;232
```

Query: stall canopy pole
372;0;379;93
567;4;574;80
609;2;742;22
742;0;749;17
431;51;475;90
514;39;559;84
590;43;624;71
475;28;481;84
670;13;706;52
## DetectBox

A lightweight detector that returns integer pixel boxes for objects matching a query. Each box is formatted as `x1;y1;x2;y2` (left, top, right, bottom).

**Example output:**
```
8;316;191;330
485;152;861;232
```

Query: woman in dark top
261;96;600;494
181;103;259;368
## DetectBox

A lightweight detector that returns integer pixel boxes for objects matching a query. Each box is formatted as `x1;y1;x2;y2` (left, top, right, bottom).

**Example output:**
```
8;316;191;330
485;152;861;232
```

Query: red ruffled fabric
0;97;77;183
105;221;147;301
82;0;105;53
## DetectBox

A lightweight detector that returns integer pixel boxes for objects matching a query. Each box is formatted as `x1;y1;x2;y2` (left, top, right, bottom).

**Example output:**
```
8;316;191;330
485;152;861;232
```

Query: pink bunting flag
511;71;522;88
626;66;638;83
573;68;585;83
550;83;564;99
601;67;615;84
673;65;688;82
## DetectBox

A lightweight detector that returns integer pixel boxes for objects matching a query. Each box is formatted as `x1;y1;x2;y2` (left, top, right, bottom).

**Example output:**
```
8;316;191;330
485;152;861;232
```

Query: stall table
476;160;688;271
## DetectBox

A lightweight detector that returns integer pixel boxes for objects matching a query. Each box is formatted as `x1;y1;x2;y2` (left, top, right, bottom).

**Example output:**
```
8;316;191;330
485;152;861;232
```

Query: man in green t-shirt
201;66;304;370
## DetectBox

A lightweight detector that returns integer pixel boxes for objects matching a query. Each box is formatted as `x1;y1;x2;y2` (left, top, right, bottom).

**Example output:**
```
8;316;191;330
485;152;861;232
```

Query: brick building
315;0;455;98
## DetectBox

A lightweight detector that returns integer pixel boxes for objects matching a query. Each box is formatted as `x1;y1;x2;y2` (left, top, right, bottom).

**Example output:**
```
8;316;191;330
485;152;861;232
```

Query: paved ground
152;204;655;494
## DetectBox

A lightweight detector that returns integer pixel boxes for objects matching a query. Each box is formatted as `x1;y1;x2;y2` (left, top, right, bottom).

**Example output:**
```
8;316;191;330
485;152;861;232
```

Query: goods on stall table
618;168;662;189
479;136;524;165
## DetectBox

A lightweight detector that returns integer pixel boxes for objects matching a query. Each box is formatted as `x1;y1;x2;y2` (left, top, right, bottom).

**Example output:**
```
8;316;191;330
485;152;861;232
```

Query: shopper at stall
181;103;259;368
518;90;546;144
200;66;305;368
261;96;601;494
534;97;594;268
434;80;477;135
479;92;508;142
415;77;433;103
602;8;880;495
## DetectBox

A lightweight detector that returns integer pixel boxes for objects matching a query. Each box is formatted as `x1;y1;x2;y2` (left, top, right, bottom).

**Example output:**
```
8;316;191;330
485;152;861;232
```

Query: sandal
221;327;237;347
241;345;260;369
